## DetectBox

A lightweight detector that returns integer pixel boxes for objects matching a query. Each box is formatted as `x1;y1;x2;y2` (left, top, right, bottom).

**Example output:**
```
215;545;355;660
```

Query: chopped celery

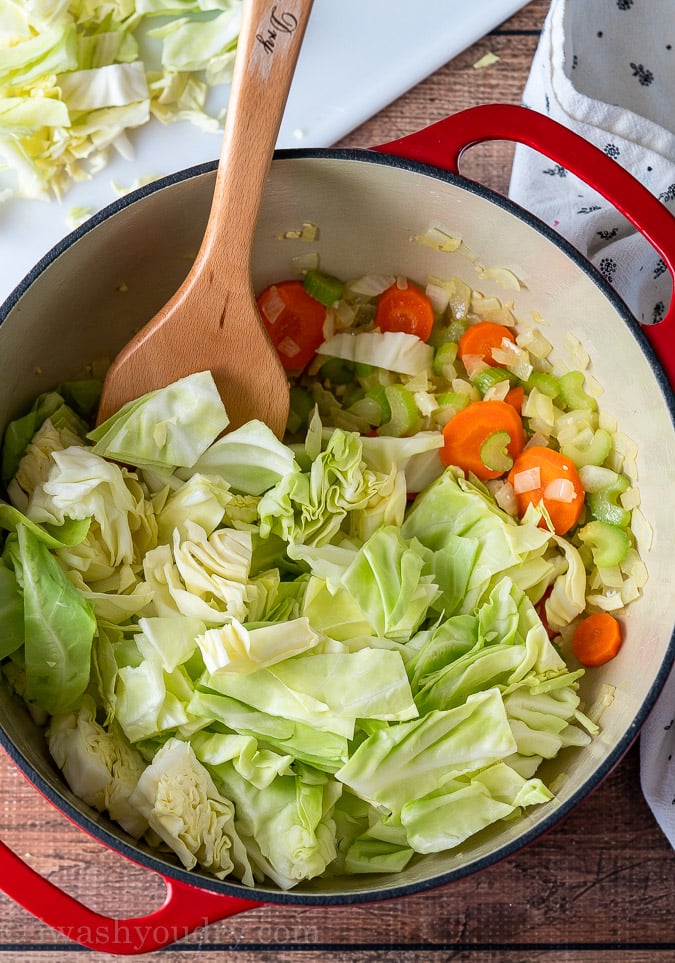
586;473;631;527
559;371;597;412
318;357;355;386
432;342;458;379
348;386;391;428
480;431;513;473
355;363;376;379
472;367;515;397
561;428;613;468
366;385;392;423
578;465;620;492
442;318;470;343
378;385;421;437
526;371;560;399
428;322;457;347
303;270;345;306
355;362;399;391
287;386;314;434
342;384;366;408
577;520;631;567
436;391;470;412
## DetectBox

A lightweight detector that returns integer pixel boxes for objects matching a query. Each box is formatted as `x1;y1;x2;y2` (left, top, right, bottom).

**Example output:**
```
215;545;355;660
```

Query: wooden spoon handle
197;0;315;286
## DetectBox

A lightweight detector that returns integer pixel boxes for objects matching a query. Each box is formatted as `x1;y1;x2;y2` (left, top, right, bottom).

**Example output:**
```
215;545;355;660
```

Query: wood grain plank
1;744;673;958
336;0;551;195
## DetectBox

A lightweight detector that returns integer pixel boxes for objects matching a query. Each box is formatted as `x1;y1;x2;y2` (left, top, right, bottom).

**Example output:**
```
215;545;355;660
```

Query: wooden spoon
97;0;315;437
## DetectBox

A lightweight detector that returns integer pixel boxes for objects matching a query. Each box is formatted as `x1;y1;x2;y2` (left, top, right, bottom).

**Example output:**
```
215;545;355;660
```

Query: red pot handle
0;835;260;954
373;103;675;388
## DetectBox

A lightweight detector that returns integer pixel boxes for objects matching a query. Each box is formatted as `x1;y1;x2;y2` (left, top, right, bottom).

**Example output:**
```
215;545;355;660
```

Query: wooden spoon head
96;281;290;438
96;0;313;440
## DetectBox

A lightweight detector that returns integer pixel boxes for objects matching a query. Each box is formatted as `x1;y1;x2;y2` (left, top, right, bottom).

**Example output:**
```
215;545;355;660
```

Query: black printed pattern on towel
511;0;675;329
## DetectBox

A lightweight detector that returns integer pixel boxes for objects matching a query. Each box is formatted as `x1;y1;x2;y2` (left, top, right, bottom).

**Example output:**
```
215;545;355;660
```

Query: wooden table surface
1;1;673;960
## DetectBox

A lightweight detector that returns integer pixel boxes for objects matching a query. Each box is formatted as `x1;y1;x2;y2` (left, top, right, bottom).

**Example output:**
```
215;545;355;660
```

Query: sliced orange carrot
508;446;585;535
572;612;623;666
504;385;525;413
440;399;525;481
374;281;435;341
458;320;516;367
256;280;327;372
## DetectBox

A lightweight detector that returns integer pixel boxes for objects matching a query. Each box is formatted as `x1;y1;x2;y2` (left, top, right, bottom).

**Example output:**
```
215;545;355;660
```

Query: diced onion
564;332;590;370
620;549;648;587
585;684;616;725
613;431;639;460
585;373;604;399
525;432;550;449
598;410;618;433
491;339;533;381
586;592;624;612
346;274;396;297
462;354;489;379
512;467;541;493
451;378;479;399
414;391;438;416
413;227;463;252
334;300;356;330
596;565;624;589
277;336;300;358
620;577;641;605
476;265;522;290
631;506;653;551
484;379;510;402
516;327;552;359
259;286;285;324
322;307;336;341
425;281;450;313
290;251;319;273
489;479;519;515
471;294;504;315
543;477;576;503
619;487;640;510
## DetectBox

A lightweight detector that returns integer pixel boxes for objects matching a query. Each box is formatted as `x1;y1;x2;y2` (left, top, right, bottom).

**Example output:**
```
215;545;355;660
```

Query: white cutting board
0;0;528;304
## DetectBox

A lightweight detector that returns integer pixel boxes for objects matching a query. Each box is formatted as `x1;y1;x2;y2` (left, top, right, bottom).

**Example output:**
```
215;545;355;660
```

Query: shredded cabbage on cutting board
0;0;241;201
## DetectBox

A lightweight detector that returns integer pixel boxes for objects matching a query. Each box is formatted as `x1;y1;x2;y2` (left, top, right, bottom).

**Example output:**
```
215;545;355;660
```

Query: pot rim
3;145;673;410
1;145;673;903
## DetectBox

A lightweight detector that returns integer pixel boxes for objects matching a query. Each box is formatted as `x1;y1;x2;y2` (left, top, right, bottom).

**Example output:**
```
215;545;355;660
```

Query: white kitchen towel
508;0;675;847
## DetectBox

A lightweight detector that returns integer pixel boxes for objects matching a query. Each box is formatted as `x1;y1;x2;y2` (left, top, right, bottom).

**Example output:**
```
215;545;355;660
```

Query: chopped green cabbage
0;317;619;890
48;695;148;837
316;331;435;377
128;736;254;883
88;370;230;472
0;0;241;200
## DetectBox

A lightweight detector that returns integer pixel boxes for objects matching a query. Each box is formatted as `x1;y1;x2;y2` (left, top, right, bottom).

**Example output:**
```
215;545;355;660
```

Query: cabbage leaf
48;695;148;837
340;525;439;643
89;371;230;472
316;331;435;377
190;419;298;496
203;648;418;740
258;425;382;547
0;1;243;200
335;688;517;812
210;760;340;890
128;737;254;884
15;523;96;714
399;761;552;853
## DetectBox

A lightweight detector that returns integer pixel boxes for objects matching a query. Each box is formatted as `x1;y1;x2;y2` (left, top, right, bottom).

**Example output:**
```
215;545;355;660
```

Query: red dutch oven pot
0;105;673;954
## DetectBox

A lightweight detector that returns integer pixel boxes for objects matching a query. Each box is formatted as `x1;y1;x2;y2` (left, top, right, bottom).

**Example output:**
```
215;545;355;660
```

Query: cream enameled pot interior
0;152;673;901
